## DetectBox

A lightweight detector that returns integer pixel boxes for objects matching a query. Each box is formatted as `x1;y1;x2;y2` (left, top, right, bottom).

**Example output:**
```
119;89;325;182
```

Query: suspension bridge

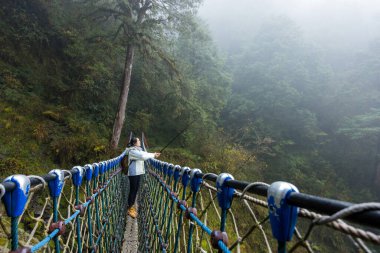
0;134;379;253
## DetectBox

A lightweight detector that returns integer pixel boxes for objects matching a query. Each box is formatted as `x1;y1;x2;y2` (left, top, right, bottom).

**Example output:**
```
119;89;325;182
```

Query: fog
199;0;380;56
196;0;380;201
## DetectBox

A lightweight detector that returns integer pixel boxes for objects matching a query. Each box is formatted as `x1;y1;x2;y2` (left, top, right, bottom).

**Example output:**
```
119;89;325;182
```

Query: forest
0;0;379;240
1;0;380;251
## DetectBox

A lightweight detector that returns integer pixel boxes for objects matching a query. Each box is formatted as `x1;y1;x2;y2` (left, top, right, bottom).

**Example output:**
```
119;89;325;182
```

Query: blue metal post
267;181;299;253
2;175;30;251
48;169;64;253
72;166;84;253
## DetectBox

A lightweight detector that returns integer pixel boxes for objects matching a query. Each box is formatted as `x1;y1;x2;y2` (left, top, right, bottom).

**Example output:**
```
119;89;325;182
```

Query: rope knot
185;207;197;219
49;220;66;236
211;230;228;251
177;200;187;210
171;191;178;199
74;204;85;216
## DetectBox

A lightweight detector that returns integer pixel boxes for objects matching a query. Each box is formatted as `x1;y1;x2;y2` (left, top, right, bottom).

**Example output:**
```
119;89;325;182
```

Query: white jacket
127;147;155;176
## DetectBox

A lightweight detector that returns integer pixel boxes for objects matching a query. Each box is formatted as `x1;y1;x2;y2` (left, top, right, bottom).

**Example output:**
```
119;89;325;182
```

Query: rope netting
0;151;129;253
1;135;380;253
138;158;380;253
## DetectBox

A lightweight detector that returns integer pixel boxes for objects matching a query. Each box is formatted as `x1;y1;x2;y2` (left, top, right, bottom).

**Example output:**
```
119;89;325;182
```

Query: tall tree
88;0;201;149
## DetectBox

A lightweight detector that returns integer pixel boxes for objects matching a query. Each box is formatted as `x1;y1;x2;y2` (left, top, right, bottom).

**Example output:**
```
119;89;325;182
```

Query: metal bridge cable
193;172;380;229
314;202;380;225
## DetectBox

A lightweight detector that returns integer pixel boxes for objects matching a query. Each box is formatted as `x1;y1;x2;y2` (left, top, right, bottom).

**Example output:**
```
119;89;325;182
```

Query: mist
197;0;380;202
199;0;380;58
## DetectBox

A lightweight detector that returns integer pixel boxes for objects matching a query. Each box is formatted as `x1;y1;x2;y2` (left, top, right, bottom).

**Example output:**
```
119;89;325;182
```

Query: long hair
127;137;139;147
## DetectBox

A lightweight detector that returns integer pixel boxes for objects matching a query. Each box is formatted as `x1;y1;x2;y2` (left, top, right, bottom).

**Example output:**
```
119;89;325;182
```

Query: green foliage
338;109;380;139
0;0;231;177
221;16;379;202
0;1;379;252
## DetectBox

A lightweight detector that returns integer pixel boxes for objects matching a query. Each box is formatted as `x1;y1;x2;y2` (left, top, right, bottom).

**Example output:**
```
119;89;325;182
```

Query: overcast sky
198;0;380;53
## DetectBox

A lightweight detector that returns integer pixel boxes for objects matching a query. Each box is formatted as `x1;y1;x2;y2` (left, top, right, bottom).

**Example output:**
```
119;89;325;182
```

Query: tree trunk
110;44;135;150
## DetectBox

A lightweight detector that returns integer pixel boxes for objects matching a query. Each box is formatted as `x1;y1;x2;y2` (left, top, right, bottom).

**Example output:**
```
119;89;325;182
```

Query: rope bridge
0;151;129;253
140;160;380;253
0;137;380;252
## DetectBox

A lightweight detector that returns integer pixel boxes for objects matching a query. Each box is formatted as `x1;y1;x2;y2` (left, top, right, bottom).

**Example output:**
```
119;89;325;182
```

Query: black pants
128;175;141;207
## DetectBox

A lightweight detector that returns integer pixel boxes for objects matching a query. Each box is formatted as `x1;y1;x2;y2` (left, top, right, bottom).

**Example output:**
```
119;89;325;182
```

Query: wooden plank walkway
121;206;139;253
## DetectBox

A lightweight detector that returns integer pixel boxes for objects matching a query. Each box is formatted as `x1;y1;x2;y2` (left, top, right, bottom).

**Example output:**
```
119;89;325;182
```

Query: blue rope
65;210;81;224
3;156;123;253
189;212;212;235
25;187;97;251
31;229;60;252
218;240;231;253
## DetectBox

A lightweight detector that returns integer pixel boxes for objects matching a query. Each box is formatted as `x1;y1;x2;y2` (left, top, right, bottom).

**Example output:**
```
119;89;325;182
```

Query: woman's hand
154;152;161;158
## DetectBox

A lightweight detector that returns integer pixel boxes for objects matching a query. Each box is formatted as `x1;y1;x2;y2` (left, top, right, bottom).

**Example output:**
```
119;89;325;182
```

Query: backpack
121;147;137;175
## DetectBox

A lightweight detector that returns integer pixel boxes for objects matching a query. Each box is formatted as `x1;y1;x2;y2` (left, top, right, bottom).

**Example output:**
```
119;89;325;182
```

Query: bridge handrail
197;173;380;229
0;150;128;253
140;157;380;253
1;151;127;193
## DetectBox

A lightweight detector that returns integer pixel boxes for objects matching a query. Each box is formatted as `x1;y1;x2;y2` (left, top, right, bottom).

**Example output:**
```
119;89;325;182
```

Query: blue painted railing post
267;181;299;253
2;175;30;251
187;168;203;253
209;173;235;252
216;173;235;232
72;166;84;253
173;166;191;253
48;169;64;253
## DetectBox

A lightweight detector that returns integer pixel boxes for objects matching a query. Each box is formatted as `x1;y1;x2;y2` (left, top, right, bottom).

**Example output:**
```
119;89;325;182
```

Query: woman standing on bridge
126;137;160;218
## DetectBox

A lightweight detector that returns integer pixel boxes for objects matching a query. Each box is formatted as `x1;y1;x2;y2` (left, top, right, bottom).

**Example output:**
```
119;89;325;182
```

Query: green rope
173;186;187;253
75;186;82;253
93;177;103;253
86;183;94;250
11;216;18;251
187;193;197;253
165;179;178;243
53;197;60;253
160;175;172;230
